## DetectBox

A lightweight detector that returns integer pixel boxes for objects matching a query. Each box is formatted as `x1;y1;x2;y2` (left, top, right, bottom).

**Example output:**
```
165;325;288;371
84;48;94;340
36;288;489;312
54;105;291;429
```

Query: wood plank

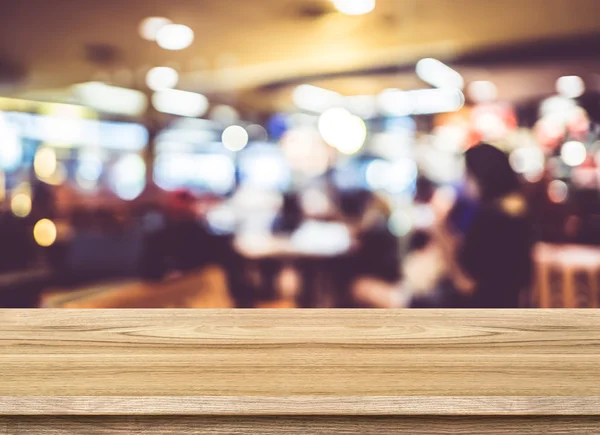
3;416;600;434
1;396;600;416
1;310;600;415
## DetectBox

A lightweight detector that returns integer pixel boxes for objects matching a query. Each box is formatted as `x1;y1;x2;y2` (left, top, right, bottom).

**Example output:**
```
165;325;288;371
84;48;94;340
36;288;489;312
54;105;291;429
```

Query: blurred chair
64;228;145;283
534;243;600;308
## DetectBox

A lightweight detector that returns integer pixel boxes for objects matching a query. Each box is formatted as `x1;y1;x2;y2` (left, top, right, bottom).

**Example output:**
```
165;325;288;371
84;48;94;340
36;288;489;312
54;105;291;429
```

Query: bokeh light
281;127;330;176
33;147;57;179
318;108;367;155
152;89;209;117
76;152;103;190
33;219;57;247
547;180;569;204
561;141;587;167
0;171;5;202
210;105;240;126
246;124;269;142
416;58;464;89
556;76;585;99
388;210;413;237
156;24;194;50
365;158;417;193
10;193;32;218
0;121;23;171
110;154;147;200
139;17;172;41
509;147;545;181
44;162;68;186
222;125;249;152
146;67;179;91
332;0;376;15
293;85;343;113
468;81;498;103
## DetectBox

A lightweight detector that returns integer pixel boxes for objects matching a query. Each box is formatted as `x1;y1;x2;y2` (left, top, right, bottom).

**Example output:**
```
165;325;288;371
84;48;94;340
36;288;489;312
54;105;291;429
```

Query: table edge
2;396;600;416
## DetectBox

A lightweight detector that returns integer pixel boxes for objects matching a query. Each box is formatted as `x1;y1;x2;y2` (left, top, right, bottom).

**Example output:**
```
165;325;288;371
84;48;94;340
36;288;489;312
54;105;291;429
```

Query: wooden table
1;310;600;433
234;222;356;308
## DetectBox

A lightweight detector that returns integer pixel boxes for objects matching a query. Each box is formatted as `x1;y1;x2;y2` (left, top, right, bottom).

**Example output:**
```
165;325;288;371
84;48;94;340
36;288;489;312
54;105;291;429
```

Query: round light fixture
560;141;587;167
34;219;57;247
332;0;376;15
156;24;194;50
139;17;172;41
318;108;367;155
146;67;179;91
222;125;249;152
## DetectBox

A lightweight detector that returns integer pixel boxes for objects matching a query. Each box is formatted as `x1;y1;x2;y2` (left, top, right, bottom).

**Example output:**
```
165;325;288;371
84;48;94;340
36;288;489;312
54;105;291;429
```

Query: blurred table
534;243;600;308
40;266;233;308
234;221;356;308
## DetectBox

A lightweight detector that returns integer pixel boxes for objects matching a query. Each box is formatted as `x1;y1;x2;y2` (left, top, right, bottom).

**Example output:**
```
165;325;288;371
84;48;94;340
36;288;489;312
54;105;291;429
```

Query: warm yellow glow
156;24;194;50
146;67;179;91
318;108;367;155
44;162;68;186
332;0;376;15
34;219;57;247
139;17;172;41
34;147;57;179
0;171;5;202
11;193;32;218
222;125;249;152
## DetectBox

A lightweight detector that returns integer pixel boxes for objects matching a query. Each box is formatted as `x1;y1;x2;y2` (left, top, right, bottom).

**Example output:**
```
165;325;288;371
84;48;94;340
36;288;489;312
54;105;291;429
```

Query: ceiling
1;0;600;113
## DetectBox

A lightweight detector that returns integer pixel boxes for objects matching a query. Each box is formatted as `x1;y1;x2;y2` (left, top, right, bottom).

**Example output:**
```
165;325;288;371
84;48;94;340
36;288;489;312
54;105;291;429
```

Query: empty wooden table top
1;309;600;417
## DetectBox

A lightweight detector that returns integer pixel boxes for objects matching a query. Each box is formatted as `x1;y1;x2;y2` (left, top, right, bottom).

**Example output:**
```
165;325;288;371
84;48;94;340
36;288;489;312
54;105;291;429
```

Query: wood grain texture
2;416;600;435
2;397;600;416
1;310;600;416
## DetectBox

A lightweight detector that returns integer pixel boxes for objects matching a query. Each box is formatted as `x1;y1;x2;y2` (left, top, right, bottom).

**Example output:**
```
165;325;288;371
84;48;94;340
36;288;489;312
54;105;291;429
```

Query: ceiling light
222;125;249;152
293;85;344;113
416;58;464;89
156;24;194;50
560;141;587;167
73;82;148;117
318;108;367;155
378;88;464;116
152;89;209;118
146;67;179;91
556;76;585;99
332;0;376;15
139;17;172;41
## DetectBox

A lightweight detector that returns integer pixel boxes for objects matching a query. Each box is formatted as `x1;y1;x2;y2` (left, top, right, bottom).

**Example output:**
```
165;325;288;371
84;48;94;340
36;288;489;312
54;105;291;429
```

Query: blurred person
354;144;534;309
341;189;400;306
454;143;534;307
272;192;303;234
141;189;213;281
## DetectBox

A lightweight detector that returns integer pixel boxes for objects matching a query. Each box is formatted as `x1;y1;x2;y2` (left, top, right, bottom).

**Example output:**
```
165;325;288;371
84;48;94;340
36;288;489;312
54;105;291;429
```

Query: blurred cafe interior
1;0;600;309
